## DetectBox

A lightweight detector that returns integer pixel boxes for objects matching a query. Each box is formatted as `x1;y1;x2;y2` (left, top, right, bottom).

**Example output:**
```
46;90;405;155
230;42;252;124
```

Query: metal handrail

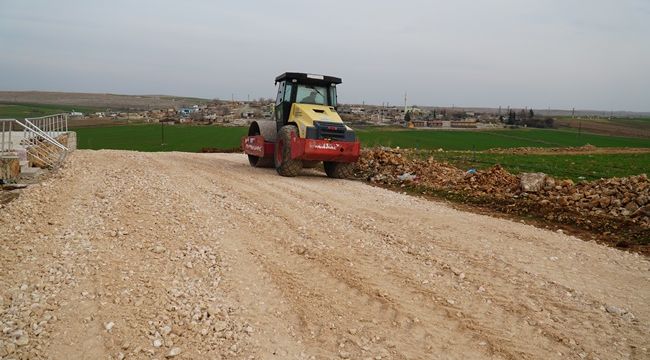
0;119;15;153
0;116;70;169
24;113;68;139
22;118;69;151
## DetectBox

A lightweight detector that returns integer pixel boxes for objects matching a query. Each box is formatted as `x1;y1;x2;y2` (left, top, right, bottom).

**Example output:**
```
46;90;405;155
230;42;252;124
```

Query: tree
529;109;535;119
544;117;554;128
519;109;527;121
404;110;412;122
506;110;516;125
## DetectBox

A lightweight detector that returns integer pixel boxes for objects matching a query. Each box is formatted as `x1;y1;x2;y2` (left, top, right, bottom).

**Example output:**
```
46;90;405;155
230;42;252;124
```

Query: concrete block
67;131;77;151
15;148;27;162
520;172;547;192
55;132;76;151
0;155;20;181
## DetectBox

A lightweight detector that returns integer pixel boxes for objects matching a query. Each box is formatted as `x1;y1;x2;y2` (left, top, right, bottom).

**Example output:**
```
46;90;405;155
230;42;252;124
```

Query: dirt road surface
1;151;648;360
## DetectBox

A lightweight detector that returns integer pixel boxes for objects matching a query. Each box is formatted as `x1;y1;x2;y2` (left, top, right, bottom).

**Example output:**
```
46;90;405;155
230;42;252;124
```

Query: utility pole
161;121;166;146
578;119;582;137
573;108;582;137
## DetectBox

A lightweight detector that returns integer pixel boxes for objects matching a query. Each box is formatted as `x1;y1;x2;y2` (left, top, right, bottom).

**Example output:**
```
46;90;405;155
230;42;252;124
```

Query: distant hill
345;104;650;118
2;91;648;118
442;106;650;118
0;91;211;110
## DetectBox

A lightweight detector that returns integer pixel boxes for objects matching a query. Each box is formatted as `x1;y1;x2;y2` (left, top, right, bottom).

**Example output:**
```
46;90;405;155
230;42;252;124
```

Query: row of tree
504;109;555;128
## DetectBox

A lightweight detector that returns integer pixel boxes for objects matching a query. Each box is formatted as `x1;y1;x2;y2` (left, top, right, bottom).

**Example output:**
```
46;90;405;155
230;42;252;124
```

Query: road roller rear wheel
275;125;302;177
247;121;276;168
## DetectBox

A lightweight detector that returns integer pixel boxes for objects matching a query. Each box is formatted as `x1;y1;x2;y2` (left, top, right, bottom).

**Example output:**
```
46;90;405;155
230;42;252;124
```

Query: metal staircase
1;114;70;171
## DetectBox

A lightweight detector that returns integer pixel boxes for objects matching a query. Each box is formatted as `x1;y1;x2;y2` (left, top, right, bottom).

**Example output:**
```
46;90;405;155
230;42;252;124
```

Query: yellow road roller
242;72;360;178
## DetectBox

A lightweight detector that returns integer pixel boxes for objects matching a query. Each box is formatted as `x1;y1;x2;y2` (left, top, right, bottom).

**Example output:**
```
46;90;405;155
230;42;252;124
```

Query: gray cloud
1;0;648;111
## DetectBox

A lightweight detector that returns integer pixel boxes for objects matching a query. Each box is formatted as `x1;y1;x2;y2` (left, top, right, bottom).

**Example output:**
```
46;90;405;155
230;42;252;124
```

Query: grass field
72;124;650;180
356;127;650;149
75;124;246;152
0;103;100;120
74;125;650;152
415;151;650;181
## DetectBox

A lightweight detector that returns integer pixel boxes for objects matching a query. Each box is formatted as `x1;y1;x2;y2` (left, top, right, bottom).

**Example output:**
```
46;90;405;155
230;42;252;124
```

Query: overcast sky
1;0;649;111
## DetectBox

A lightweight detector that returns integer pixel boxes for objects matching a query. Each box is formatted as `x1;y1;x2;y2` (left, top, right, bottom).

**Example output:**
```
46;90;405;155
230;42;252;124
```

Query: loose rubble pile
354;148;522;198
356;148;464;187
355;148;650;232
526;175;649;219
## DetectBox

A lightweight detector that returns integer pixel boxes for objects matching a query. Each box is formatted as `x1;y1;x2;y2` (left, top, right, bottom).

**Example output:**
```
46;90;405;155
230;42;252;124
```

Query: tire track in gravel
145;152;311;359
159;153;649;360
185;159;544;359
153;154;494;359
177;152;649;360
2;150;649;360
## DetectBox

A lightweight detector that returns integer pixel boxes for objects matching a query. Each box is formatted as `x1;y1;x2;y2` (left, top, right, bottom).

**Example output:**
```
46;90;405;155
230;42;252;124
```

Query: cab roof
275;72;342;85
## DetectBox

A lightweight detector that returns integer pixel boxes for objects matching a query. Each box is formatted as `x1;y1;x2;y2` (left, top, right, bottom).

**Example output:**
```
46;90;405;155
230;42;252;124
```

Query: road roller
241;72;360;178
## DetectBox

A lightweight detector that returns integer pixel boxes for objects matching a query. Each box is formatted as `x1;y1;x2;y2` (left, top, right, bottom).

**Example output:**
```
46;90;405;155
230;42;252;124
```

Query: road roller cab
242;72;360;178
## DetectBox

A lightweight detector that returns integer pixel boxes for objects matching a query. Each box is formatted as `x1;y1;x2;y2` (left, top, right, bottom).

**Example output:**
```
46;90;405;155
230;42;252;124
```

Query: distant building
179;108;193;116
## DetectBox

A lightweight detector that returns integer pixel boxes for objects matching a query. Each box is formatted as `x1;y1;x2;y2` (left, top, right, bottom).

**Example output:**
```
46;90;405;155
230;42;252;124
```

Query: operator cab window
296;85;328;105
284;83;293;102
329;85;337;108
275;82;285;105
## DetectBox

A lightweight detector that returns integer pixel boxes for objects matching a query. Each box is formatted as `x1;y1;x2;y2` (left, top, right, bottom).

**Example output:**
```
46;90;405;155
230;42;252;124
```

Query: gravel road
1;150;648;359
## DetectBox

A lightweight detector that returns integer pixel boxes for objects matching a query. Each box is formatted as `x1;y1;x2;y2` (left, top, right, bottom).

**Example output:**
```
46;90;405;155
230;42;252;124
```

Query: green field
72;124;650;181
74;125;650;152
415;151;650;181
0;103;99;119
356;127;650;149
75;124;246;152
